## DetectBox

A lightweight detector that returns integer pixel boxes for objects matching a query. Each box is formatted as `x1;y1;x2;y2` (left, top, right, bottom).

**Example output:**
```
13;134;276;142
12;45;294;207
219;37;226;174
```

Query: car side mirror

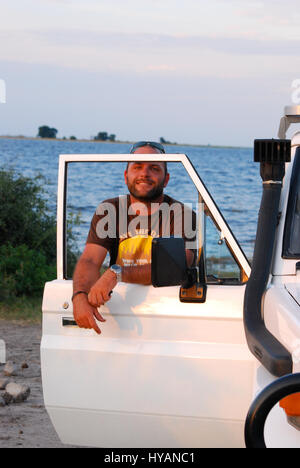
151;237;207;303
151;237;189;287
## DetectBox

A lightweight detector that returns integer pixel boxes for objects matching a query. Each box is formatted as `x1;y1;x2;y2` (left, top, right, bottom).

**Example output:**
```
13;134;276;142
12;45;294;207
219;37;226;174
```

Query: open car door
41;153;256;448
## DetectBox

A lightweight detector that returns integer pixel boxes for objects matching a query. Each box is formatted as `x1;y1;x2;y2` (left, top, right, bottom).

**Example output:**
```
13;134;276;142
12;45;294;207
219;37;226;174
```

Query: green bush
0;169;56;262
0;168;79;298
0;243;56;299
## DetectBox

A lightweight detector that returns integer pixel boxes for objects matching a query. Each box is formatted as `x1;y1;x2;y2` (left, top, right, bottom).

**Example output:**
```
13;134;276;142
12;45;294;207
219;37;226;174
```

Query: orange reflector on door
280;393;300;416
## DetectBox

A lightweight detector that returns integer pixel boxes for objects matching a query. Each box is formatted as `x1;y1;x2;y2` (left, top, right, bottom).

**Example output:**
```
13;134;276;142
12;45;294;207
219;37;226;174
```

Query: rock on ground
3;361;18;377
3;382;30;404
0;378;9;390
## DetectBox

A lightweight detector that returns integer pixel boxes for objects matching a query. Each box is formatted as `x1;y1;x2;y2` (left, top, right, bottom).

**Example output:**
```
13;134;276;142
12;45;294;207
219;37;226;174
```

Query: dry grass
0;296;42;323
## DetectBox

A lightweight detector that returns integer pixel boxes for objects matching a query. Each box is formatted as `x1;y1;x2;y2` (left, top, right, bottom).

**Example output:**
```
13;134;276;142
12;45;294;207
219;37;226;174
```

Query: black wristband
71;291;88;301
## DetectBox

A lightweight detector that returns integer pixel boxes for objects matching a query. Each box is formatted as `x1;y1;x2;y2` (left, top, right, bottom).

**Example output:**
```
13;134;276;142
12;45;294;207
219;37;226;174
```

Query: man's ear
163;172;170;188
124;169;128;185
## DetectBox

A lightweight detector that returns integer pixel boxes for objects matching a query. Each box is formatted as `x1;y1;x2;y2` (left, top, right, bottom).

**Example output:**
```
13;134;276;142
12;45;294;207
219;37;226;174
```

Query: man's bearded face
125;162;168;202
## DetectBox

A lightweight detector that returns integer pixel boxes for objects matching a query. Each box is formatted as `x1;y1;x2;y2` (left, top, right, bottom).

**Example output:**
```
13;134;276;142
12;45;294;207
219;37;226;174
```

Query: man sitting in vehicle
72;141;196;334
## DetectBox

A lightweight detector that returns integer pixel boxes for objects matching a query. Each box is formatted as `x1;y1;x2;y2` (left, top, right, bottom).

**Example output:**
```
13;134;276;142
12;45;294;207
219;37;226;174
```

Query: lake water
0;138;260;260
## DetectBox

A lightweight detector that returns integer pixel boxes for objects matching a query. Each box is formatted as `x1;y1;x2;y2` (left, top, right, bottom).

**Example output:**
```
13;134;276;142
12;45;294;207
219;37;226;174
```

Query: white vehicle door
41;153;256;448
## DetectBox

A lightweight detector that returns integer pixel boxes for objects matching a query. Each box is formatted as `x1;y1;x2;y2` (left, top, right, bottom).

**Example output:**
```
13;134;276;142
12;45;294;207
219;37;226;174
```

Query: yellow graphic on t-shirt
116;235;153;267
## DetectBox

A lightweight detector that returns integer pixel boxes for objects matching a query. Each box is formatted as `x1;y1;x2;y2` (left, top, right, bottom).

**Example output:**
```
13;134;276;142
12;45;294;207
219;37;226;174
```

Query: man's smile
135;179;154;187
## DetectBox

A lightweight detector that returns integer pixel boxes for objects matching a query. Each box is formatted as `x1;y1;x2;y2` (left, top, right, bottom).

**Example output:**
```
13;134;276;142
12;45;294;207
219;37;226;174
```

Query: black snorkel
243;139;293;377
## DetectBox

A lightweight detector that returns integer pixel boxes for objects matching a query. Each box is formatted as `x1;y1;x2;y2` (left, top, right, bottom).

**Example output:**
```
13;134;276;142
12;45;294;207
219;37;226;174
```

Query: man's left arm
88;264;151;309
88;248;195;307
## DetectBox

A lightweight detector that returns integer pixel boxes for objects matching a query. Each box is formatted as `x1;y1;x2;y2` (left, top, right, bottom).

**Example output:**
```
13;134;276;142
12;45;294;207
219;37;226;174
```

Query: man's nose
139;165;151;177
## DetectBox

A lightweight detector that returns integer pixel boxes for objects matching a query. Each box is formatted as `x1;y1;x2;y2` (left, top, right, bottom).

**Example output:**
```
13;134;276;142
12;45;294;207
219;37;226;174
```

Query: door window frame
57;153;251;281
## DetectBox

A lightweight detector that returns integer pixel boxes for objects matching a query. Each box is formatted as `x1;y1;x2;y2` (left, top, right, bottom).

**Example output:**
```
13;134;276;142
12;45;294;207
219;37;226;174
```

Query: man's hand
88;269;117;308
73;293;106;335
72;244;110;334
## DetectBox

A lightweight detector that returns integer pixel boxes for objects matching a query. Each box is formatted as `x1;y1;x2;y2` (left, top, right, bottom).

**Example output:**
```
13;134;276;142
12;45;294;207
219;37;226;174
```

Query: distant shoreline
0;135;251;150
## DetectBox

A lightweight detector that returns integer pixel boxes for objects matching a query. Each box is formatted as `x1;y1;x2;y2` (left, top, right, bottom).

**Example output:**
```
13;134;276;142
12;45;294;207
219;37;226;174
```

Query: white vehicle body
41;111;300;448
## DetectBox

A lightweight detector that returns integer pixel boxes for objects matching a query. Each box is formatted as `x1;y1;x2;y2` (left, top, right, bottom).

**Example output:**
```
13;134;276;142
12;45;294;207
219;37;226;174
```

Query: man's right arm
72;243;108;334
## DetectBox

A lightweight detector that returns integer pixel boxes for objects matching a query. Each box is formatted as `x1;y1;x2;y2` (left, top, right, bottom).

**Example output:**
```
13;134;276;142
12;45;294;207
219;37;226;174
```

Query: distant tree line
37;126;117;142
37;127;174;146
38;126;58;139
94;132;116;142
159;137;176;145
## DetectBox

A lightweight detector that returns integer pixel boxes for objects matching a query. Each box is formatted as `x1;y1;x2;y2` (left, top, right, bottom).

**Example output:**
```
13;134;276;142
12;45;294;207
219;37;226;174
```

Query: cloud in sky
2;0;300;37
32;29;300;57
0;0;299;145
1;29;299;77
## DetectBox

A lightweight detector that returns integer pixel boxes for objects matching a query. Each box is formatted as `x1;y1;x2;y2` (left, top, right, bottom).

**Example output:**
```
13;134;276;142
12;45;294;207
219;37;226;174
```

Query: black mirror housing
151;237;207;303
151;237;188;287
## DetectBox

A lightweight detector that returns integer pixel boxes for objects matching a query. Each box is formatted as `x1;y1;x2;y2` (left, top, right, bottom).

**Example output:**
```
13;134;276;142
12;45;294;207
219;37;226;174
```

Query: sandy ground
0;320;77;448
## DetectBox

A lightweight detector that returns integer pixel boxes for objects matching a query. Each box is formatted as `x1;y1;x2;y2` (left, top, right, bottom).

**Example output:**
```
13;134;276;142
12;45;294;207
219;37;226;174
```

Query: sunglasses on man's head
129;141;166;154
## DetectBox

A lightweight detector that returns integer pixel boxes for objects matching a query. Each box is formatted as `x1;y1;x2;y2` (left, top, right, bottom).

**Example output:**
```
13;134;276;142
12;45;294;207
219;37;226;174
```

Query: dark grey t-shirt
86;194;196;267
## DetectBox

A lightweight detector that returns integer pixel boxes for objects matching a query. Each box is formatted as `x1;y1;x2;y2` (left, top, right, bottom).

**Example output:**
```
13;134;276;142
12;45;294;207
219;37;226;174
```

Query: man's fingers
102;290;113;303
88;290;105;307
87;314;101;335
73;302;104;334
94;309;106;323
87;290;96;306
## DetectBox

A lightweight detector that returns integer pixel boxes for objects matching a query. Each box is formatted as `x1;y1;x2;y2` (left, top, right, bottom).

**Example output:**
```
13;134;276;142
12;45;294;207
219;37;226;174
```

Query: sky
0;0;300;146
